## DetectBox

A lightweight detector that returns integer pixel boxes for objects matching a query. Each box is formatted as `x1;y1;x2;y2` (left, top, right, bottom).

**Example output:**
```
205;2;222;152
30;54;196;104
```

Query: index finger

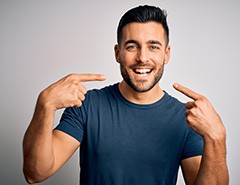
173;83;202;100
77;73;106;82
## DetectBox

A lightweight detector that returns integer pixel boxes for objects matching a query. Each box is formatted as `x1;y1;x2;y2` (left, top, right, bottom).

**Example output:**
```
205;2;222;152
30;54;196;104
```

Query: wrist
201;118;227;142
30;92;56;130
202;128;226;144
37;91;56;113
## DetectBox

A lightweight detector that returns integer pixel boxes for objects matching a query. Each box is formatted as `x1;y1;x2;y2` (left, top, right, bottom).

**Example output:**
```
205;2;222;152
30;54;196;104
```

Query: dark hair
117;5;169;46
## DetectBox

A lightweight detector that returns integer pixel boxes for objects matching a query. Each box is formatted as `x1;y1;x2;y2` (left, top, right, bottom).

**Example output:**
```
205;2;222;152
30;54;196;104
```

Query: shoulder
61;84;118;123
163;92;186;113
80;83;119;109
86;83;118;100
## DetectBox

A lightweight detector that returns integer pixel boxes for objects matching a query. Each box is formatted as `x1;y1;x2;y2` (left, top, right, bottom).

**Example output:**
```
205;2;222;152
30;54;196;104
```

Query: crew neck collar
113;83;169;109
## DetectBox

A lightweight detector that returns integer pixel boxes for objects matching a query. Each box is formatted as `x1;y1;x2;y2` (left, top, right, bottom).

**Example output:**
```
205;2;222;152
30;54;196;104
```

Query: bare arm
22;100;80;183
174;83;229;185
181;136;228;185
194;134;228;185
181;156;201;185
22;74;105;183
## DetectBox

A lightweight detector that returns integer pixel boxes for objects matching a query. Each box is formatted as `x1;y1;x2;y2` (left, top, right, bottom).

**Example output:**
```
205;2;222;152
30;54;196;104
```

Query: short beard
120;62;165;93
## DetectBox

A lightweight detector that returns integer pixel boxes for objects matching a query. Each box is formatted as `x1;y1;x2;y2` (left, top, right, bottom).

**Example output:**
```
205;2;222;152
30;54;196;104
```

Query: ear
114;44;120;63
164;45;171;64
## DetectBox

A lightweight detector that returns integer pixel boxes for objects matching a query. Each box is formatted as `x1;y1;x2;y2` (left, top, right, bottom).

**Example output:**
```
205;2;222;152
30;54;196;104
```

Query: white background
0;0;239;184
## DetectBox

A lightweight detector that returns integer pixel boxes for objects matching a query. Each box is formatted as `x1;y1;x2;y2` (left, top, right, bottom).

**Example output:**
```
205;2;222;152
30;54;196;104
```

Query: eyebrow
124;39;139;46
148;40;162;46
124;39;162;46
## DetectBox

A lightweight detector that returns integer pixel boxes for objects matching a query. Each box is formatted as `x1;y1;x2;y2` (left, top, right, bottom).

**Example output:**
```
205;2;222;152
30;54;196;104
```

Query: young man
23;5;229;185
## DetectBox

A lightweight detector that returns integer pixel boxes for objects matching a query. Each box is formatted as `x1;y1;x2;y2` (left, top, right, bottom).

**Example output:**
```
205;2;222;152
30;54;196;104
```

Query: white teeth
135;69;151;74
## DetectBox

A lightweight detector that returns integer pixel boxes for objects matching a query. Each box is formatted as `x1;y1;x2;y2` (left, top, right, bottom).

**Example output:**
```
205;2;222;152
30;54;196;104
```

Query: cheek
120;53;135;65
153;54;165;64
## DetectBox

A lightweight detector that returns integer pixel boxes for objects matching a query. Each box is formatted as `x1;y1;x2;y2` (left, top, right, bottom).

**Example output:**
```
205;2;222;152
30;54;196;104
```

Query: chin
127;80;158;93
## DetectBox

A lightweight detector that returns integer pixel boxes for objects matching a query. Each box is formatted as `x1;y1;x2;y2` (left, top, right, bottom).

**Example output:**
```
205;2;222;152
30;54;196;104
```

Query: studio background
0;0;239;184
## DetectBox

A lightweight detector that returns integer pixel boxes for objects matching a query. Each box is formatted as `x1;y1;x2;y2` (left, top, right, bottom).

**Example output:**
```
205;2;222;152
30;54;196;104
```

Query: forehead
121;22;166;44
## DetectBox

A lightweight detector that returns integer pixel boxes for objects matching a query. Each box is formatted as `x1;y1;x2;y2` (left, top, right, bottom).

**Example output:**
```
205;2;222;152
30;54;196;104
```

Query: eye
126;45;138;51
149;45;160;50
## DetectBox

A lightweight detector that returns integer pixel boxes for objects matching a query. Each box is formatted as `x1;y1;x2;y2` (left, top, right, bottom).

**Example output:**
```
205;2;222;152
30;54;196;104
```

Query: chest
84;105;186;167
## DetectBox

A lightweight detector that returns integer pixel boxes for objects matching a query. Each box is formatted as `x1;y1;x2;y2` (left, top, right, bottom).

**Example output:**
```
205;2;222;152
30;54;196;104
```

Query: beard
120;62;165;93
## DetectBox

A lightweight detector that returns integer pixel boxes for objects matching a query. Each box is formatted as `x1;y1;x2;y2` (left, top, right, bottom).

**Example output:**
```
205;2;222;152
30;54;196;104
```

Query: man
23;5;229;185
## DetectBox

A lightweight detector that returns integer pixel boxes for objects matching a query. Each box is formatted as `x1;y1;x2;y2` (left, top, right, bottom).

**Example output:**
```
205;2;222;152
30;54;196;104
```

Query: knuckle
83;89;88;95
66;73;77;80
186;117;194;126
69;81;80;90
77;93;84;101
72;99;79;107
194;100;200;107
186;116;192;124
190;108;198;115
81;95;85;101
76;101;82;107
75;92;80;99
199;95;207;102
66;73;73;79
72;79;79;86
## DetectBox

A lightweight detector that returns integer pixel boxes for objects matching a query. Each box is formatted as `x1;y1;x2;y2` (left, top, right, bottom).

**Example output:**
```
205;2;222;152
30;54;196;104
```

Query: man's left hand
173;83;226;140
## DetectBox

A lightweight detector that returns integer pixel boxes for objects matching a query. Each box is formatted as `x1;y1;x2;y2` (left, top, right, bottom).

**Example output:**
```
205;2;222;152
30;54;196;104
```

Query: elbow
24;176;38;184
23;166;50;184
25;177;44;184
22;154;55;184
23;171;44;184
24;173;41;184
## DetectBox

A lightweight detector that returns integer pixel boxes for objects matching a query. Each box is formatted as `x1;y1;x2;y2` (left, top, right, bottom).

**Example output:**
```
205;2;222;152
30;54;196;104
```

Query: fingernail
173;83;179;88
101;74;106;80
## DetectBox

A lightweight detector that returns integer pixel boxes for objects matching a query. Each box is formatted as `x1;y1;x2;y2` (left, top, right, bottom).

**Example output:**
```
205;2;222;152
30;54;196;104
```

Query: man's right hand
23;73;106;183
38;73;106;111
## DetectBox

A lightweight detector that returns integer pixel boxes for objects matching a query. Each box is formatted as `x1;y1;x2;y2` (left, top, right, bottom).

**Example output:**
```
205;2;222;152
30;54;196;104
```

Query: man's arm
22;74;105;183
174;83;229;185
22;101;80;183
181;136;228;185
181;156;201;185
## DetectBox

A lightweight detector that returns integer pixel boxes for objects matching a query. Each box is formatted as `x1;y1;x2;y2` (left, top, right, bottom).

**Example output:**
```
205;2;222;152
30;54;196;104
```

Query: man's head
115;5;171;93
117;5;169;47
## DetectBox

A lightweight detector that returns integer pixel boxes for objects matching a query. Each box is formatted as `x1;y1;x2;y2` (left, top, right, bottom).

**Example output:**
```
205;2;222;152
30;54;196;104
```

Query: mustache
129;63;155;69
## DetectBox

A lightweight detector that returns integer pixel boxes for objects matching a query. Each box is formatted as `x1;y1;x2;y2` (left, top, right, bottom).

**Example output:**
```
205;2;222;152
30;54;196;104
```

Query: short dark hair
117;5;169;46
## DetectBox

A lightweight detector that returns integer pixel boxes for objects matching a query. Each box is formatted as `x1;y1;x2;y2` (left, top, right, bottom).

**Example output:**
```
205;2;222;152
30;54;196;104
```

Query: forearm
194;135;229;185
23;98;56;183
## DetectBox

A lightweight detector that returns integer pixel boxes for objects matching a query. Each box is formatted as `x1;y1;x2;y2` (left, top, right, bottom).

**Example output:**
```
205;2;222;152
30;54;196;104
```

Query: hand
173;83;226;140
38;73;106;111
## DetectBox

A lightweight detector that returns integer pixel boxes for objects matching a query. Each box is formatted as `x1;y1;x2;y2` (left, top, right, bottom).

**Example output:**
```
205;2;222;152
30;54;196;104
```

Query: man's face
115;21;170;92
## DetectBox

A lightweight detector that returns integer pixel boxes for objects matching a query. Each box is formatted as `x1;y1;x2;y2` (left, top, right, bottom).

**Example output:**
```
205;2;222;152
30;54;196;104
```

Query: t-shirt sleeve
54;106;86;143
181;127;203;160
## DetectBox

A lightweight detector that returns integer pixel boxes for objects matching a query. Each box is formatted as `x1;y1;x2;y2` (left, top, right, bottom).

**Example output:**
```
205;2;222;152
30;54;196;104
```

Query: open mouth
133;68;153;75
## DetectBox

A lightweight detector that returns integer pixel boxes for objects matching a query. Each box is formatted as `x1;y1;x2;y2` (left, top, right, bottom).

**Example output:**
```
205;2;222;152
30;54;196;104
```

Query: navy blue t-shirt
55;83;203;185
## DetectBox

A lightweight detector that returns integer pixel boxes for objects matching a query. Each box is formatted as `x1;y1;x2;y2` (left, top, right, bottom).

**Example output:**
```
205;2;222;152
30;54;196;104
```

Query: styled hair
117;5;169;46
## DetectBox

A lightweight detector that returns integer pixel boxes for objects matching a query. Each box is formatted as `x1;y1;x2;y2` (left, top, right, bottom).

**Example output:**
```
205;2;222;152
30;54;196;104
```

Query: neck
118;81;164;105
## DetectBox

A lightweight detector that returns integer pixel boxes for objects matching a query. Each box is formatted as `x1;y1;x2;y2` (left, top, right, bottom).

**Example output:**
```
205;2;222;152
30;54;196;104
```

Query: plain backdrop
1;0;239;184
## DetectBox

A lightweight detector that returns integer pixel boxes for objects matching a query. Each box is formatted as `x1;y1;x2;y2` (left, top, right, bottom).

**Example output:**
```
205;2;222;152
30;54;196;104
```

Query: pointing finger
72;74;106;82
173;83;202;100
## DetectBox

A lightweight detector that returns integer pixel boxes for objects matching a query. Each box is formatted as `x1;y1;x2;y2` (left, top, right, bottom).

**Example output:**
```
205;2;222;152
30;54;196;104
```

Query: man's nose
136;47;149;63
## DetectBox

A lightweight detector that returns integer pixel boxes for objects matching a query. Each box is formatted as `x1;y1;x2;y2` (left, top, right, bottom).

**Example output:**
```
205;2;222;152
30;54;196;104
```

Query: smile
133;68;153;75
